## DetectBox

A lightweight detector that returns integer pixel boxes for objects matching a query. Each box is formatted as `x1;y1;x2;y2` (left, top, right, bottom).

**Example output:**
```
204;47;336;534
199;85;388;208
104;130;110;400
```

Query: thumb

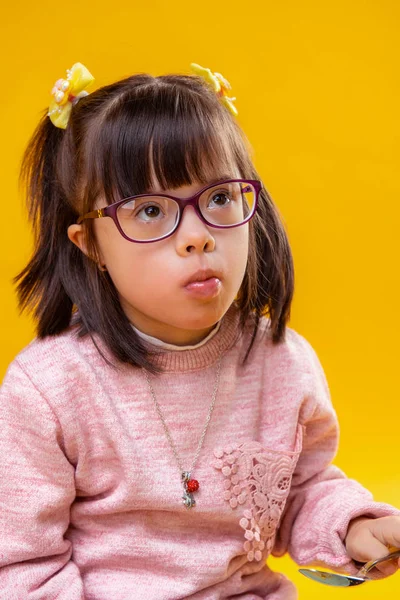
368;516;400;550
362;538;399;578
367;517;400;576
349;517;400;578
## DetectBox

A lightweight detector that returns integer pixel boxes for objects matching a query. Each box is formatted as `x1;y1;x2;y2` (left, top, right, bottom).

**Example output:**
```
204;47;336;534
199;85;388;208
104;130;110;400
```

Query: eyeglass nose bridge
171;190;211;233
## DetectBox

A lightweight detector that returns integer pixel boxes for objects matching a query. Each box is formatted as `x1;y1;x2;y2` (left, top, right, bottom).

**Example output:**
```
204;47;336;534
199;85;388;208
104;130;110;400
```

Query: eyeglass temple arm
77;208;105;225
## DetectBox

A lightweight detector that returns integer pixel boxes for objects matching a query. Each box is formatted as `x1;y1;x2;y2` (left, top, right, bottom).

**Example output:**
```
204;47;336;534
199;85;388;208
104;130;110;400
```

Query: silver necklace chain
142;354;222;508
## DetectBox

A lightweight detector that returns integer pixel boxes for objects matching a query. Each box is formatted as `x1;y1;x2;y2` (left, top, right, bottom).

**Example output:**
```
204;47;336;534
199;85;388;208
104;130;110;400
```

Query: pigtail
254;186;294;340
237;184;295;362
14;111;76;335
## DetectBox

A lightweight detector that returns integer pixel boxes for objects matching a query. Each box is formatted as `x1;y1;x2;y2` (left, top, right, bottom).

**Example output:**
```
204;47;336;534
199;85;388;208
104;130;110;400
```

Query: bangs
83;76;249;207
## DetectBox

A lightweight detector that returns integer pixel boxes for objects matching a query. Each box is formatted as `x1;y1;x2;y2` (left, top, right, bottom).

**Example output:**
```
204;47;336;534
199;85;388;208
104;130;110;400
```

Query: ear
67;224;89;256
67;223;107;269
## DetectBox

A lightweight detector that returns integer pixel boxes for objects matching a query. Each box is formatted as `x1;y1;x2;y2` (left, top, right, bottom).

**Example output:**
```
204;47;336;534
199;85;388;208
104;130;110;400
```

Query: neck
132;320;222;351
120;299;222;346
132;323;218;346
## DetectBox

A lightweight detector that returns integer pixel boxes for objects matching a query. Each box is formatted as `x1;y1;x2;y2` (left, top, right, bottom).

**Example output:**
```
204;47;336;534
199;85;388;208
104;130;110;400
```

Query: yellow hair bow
190;63;238;117
48;62;94;129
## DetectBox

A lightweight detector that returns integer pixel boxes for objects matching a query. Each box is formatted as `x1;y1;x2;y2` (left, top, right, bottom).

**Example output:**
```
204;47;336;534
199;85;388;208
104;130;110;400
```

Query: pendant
181;471;199;509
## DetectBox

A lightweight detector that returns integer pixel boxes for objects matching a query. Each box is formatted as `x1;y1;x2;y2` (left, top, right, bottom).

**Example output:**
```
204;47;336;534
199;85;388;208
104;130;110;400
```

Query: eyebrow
146;174;239;195
208;174;239;185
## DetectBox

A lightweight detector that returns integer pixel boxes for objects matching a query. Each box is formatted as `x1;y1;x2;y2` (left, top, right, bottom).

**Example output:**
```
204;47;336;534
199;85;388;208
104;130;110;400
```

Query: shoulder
242;311;323;374
1;325;97;392
243;311;330;395
16;325;83;362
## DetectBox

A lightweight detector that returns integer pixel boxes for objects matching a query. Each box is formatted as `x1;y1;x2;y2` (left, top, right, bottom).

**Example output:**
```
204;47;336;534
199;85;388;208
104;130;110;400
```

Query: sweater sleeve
272;334;400;575
0;359;85;599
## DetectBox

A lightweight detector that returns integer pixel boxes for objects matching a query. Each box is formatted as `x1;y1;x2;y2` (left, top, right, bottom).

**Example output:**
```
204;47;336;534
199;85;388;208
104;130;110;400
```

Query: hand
345;515;400;577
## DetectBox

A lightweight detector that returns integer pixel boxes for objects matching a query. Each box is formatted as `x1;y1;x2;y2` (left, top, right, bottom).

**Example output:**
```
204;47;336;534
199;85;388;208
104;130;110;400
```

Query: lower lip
184;277;222;298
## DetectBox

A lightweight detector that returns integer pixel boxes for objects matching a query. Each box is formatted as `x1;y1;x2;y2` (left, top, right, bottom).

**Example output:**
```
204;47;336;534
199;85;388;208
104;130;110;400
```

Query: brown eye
135;203;165;221
209;192;231;207
143;206;160;218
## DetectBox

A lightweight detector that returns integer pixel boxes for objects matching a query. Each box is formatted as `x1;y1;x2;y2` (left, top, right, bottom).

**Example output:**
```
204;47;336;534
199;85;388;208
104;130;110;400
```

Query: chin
177;301;232;330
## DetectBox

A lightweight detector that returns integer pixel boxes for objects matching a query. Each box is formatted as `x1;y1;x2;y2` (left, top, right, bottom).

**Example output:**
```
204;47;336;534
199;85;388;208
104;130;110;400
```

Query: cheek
94;223;139;275
223;227;249;271
95;225;167;291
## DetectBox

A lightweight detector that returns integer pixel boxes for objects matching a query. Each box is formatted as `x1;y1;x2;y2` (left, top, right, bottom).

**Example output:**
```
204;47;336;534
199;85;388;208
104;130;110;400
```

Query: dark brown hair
15;70;294;373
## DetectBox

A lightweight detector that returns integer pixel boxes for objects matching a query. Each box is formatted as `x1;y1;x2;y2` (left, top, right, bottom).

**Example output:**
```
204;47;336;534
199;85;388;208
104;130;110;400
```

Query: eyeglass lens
116;181;256;242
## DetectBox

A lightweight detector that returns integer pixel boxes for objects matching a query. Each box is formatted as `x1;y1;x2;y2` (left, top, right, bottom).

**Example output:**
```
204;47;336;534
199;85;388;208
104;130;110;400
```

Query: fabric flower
190;62;238;117
48;62;94;129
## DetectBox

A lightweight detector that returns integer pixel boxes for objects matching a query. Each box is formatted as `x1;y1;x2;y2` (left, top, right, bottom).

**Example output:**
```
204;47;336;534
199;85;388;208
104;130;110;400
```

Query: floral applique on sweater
213;433;302;562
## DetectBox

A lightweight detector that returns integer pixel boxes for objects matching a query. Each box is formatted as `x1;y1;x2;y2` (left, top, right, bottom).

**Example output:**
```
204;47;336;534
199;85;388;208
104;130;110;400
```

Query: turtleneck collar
131;319;222;351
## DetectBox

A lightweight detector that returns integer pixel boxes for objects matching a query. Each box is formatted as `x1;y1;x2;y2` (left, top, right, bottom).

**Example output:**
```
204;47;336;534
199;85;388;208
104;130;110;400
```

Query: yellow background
1;1;399;597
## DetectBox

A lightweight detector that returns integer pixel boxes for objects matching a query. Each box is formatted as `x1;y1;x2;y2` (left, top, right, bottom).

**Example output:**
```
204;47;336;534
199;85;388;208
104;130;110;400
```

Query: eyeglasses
77;179;261;243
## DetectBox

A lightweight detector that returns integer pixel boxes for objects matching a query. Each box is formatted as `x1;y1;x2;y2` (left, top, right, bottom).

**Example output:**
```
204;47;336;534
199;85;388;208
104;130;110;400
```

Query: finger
370;516;400;550
366;516;400;577
347;527;396;577
347;525;389;563
374;558;399;578
359;539;399;578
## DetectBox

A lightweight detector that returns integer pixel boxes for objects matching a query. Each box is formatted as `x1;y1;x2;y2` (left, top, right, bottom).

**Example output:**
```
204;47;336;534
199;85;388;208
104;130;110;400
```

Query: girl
0;61;399;600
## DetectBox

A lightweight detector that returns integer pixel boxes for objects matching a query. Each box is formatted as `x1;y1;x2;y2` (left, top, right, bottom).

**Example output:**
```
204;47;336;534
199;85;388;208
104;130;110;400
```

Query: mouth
183;268;222;286
183;269;222;299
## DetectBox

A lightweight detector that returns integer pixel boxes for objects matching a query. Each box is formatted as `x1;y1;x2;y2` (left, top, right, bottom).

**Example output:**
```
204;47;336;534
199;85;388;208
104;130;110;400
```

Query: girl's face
68;170;249;346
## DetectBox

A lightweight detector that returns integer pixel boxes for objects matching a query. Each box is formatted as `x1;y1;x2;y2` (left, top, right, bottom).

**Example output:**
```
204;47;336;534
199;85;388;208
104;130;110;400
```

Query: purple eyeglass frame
77;178;262;243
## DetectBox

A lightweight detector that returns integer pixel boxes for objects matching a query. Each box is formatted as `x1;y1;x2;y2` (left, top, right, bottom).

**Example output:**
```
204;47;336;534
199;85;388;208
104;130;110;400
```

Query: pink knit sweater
1;304;399;599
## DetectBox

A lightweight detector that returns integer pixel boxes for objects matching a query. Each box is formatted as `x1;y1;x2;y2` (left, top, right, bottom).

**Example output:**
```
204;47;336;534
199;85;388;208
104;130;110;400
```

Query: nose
174;205;216;255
